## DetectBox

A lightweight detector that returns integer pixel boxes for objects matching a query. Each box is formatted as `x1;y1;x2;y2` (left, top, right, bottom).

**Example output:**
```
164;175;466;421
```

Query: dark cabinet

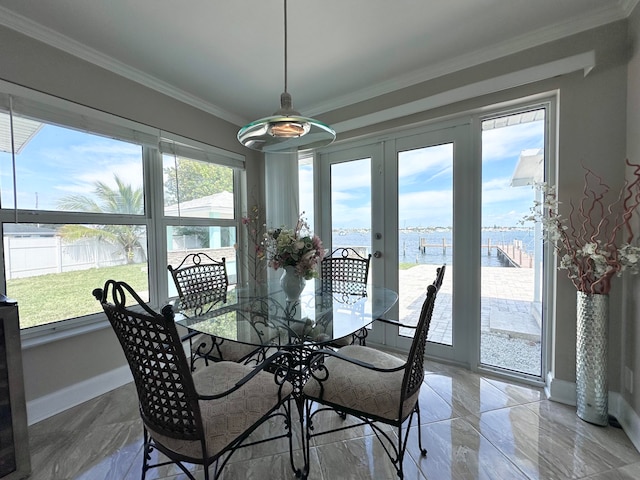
0;305;29;480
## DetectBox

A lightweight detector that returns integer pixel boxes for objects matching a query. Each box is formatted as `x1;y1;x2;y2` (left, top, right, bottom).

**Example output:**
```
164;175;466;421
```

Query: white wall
329;20;629;396
623;2;640;424
0;24;260;421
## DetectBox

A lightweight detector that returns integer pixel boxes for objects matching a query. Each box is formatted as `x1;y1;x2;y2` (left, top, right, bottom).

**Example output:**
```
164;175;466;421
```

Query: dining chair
168;252;257;367
321;247;371;294
302;264;445;480
320;247;372;346
92;280;296;480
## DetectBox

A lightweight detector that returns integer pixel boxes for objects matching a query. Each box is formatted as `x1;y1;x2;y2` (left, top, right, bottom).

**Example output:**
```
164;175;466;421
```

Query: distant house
3;223;57;238
164;191;233;219
165;191;236;255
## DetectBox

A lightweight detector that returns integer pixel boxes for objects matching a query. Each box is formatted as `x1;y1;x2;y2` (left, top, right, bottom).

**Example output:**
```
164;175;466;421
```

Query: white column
264;152;299;286
264;152;299;229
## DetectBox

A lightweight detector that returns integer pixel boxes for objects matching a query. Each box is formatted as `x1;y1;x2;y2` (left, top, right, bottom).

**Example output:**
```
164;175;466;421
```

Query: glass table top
172;280;398;348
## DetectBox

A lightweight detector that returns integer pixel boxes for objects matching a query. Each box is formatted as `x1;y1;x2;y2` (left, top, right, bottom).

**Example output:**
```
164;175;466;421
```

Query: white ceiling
0;0;637;128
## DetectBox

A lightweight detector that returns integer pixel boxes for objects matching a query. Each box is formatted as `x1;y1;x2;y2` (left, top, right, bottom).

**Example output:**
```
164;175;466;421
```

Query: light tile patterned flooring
399;265;538;345
28;359;640;480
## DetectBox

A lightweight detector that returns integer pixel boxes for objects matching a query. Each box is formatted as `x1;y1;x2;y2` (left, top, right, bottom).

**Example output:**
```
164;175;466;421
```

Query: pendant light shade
237;0;336;153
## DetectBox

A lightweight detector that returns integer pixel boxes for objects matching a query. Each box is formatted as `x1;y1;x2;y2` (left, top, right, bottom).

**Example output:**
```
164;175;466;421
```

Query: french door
319;123;474;365
318;105;548;380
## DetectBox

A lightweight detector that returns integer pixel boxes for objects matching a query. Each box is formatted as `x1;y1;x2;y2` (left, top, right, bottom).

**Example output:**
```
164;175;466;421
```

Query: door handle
373;251;382;258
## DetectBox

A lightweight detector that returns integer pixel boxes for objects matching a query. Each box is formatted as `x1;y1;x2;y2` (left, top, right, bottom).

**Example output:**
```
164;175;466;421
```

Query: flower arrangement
263;215;325;280
522;159;640;294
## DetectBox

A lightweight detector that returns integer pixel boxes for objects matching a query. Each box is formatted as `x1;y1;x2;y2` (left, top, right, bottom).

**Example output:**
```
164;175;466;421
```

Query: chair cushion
303;345;418;422
147;361;293;460
191;334;259;362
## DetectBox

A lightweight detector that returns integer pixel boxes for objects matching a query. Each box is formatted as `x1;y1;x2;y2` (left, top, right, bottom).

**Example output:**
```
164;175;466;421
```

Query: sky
314;115;545;230
0;121;142;212
1;110;544;230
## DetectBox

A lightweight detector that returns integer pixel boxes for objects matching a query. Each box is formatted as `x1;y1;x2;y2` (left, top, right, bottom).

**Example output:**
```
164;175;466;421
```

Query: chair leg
396;405;428;479
397;424;405;479
415;403;427;456
141;428;152;480
284;399;299;478
301;399;313;480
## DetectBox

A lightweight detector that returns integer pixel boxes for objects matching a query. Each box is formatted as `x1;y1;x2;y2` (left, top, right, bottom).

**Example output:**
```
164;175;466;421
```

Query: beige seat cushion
303;345;418;422
191;334;259;362
148;361;293;460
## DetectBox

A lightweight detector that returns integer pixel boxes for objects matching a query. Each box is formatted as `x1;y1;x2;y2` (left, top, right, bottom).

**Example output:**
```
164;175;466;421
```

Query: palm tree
57;175;145;264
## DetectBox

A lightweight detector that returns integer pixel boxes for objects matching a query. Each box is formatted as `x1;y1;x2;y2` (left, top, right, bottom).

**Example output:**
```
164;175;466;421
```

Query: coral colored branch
524;160;640;295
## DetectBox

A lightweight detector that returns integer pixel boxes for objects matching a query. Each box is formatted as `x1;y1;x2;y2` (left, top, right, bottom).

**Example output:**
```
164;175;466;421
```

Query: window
0;90;244;332
162;153;238;294
299;153;314;225
5;222;148;328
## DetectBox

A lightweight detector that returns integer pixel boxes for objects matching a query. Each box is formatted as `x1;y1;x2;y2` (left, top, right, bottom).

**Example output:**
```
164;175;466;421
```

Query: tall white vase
576;291;609;426
279;265;306;302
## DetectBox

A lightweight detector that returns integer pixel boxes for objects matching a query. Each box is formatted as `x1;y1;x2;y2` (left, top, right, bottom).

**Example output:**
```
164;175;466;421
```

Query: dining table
171;279;397;477
171;279;399;399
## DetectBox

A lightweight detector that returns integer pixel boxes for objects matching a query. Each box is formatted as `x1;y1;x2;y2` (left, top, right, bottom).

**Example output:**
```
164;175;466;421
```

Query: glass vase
280;265;306;302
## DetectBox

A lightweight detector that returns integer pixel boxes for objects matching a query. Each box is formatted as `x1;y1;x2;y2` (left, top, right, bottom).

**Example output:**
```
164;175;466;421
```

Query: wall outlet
625;366;634;394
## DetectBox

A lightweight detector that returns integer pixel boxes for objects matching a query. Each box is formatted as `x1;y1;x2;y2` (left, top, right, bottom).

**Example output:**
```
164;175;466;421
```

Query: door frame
316;120;479;366
314;98;552;382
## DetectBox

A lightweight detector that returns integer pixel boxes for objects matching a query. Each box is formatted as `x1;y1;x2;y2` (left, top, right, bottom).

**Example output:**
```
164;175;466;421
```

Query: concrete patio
398;264;542;374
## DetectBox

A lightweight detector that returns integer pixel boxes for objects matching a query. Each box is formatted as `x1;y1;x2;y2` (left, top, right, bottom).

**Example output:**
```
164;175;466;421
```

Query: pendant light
237;0;336;153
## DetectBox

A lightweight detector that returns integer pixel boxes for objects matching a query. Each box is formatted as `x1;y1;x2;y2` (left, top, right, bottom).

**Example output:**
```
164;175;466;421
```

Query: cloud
482;121;544;163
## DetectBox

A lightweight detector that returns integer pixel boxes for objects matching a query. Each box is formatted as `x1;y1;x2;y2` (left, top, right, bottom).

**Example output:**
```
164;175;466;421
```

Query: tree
163;157;233;204
57;175;146;264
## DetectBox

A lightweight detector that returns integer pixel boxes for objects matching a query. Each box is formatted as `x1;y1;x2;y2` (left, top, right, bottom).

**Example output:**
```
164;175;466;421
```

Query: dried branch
523;159;640;295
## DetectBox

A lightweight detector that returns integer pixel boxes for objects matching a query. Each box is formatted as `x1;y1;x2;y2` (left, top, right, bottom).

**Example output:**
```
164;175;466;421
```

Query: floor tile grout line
455;414;537;480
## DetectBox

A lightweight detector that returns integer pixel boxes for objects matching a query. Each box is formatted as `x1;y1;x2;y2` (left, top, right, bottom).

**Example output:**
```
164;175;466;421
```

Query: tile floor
27;360;640;480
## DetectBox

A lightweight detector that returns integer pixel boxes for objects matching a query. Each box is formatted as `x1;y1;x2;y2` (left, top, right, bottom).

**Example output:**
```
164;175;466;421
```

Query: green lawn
8;264;149;329
399;262;420;270
12;262;419;329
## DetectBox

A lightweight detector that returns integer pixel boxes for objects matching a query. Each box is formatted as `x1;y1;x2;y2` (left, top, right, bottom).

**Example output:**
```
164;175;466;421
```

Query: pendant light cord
283;0;288;94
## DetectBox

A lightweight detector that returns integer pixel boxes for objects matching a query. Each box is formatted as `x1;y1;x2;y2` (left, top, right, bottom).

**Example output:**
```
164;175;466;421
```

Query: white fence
3;236;147;280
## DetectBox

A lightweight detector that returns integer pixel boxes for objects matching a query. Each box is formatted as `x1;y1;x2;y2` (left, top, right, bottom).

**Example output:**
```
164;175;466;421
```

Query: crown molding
0;3;632;129
330;51;595;134
0;6;247;127
303;3;628;117
621;0;640;16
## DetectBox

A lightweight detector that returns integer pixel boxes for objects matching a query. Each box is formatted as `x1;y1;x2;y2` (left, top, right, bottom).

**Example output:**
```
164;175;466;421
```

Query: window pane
398;143;453;345
0;112;144;213
4;223;149;329
162;155;235;219
166;225;237;297
480;108;545;376
299;154;314;225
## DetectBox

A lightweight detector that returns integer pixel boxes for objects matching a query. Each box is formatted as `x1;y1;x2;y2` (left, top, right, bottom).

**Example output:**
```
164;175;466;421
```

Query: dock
418;238;532;268
495;242;533;268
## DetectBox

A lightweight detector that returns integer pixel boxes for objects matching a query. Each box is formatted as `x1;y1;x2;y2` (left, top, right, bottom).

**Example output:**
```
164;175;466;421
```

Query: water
332;229;536;267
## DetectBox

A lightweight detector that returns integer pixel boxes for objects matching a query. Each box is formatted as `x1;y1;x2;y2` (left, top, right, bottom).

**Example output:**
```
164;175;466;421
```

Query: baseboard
545;371;577;405
610;392;640;453
545;374;640;454
26;365;132;425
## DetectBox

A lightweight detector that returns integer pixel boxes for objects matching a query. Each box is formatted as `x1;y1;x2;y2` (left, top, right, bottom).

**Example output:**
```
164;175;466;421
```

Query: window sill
20;313;110;349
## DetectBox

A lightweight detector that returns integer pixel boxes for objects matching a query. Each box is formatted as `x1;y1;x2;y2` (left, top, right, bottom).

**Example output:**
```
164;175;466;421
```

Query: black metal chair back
321;247;371;296
168;252;228;298
401;264;445;403
93;280;204;443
